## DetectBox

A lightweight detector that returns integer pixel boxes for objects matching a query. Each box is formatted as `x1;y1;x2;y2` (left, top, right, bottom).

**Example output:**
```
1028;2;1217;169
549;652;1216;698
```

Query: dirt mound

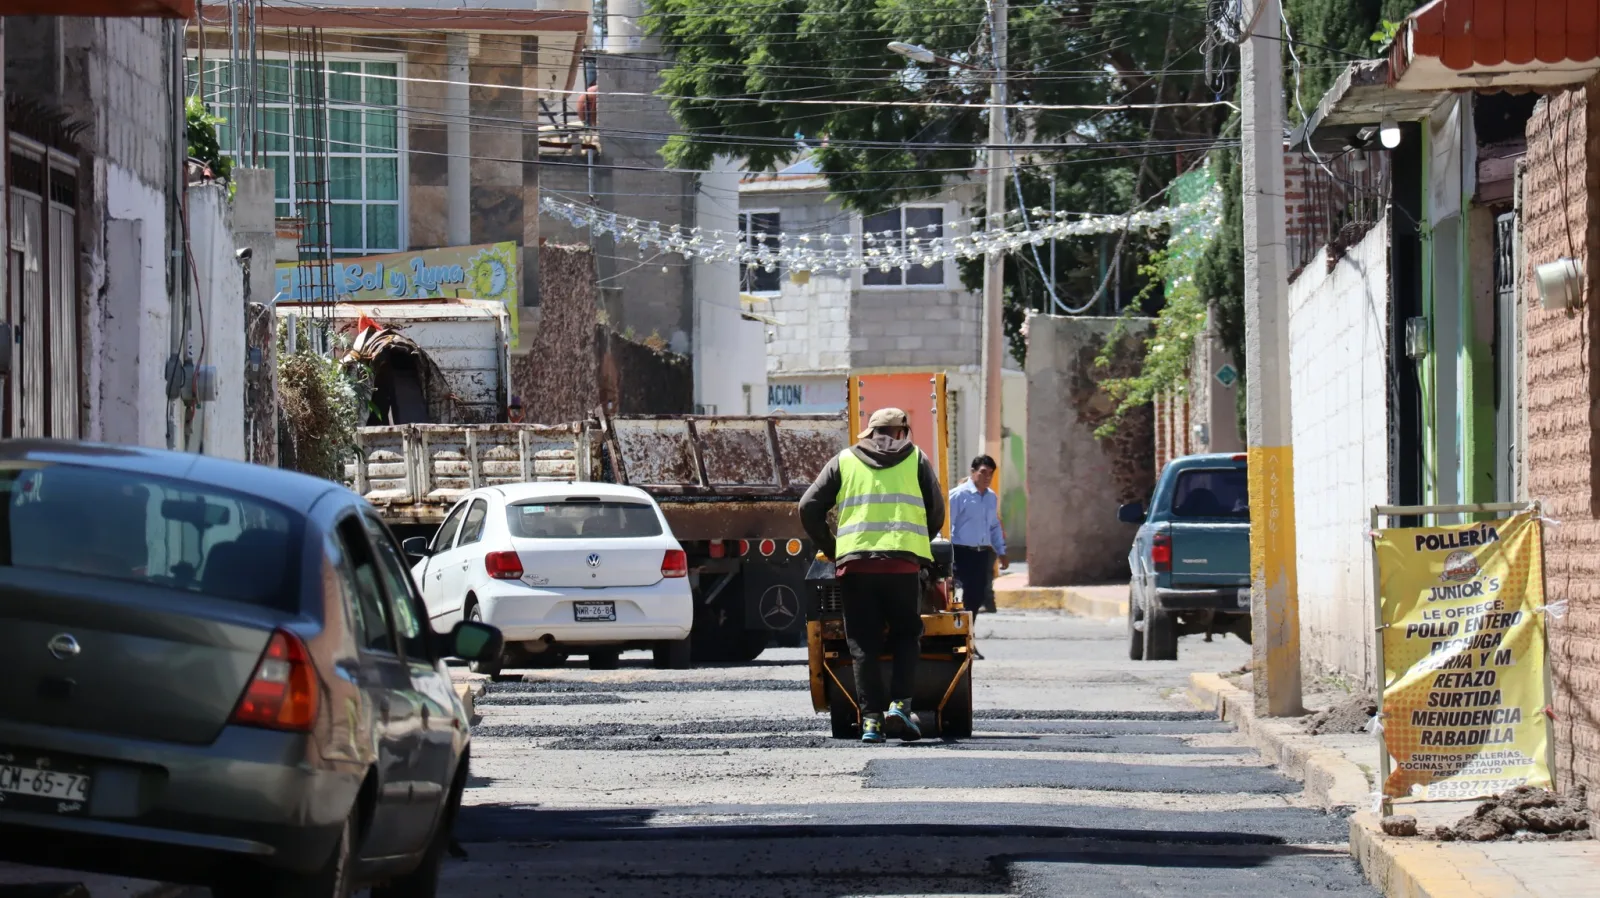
1434;786;1591;842
1303;693;1377;735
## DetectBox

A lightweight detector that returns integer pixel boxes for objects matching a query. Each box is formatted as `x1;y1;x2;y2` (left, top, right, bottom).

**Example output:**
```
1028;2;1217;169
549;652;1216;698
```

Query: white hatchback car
403;482;694;673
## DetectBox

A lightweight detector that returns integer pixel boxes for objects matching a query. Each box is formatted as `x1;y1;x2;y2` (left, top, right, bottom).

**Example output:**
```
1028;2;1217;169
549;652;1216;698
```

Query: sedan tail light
661;549;688;579
1151;531;1172;572
231;630;318;732
485;551;525;580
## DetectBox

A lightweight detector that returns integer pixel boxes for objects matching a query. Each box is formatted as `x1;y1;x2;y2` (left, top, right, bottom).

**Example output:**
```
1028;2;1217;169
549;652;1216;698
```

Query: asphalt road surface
440;610;1378;898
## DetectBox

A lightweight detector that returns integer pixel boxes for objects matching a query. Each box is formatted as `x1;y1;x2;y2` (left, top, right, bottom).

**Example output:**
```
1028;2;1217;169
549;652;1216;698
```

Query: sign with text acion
275;242;520;348
1375;512;1551;801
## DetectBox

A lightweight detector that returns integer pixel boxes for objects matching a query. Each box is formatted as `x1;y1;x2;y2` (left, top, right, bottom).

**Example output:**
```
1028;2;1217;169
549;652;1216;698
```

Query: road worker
800;407;945;743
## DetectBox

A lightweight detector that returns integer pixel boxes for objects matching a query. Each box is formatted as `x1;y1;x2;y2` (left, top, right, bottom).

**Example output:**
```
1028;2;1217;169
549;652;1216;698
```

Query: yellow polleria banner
1375;511;1551;801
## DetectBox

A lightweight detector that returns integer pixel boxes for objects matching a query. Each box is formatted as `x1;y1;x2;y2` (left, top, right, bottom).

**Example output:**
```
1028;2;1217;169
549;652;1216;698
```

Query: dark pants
953;546;995;613
841;572;923;716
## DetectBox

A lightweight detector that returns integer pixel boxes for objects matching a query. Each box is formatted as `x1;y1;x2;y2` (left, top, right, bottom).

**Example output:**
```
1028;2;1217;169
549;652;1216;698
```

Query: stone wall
1520;81;1600;805
1286;218;1391;689
1025;315;1153;585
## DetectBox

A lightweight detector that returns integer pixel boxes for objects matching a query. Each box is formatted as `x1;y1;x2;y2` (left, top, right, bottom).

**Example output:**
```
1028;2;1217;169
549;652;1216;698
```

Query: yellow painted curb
1349;812;1534;898
454;682;477;722
992;586;1129;620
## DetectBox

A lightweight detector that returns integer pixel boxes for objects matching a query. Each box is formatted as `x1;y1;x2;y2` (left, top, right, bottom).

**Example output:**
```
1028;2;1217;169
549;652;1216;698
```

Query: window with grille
861;206;945;288
738;211;781;293
185;57;404;257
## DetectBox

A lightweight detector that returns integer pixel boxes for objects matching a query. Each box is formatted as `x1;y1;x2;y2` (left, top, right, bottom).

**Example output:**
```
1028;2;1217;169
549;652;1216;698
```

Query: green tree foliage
185;95;233;183
644;0;1233;355
1193;1;1419;439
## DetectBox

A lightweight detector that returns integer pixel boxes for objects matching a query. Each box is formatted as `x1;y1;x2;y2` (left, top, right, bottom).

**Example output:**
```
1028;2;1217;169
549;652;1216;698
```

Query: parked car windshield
507;500;663;539
0;463;301;609
1170;468;1250;520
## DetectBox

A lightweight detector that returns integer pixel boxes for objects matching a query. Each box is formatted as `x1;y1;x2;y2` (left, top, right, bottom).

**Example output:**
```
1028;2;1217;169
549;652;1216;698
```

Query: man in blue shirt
948;455;1008;628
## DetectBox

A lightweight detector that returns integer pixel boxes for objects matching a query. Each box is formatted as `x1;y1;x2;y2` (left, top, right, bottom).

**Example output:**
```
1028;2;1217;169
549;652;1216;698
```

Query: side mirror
1117;503;1145;525
403;536;433;558
440;619;503;664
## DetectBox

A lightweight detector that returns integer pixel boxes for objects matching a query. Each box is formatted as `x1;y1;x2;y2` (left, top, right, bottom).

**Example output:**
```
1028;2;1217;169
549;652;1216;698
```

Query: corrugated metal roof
1393;0;1600;90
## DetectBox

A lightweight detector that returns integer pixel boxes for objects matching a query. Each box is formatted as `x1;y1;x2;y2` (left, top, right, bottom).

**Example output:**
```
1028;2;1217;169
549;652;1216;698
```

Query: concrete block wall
1520;81;1600;804
849;284;981;369
1286;219;1390;689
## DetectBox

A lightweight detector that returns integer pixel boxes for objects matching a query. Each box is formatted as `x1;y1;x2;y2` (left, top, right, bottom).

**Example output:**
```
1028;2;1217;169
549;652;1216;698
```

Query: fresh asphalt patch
483;679;806;695
532;733;1248;755
975;709;1216;721
862;758;1301;794
982;718;1233;735
453;802;1352;845
471;693;634;707
1006;851;1377;897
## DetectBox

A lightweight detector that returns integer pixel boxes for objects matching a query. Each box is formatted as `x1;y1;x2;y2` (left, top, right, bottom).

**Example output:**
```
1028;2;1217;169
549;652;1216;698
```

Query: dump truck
344;412;848;662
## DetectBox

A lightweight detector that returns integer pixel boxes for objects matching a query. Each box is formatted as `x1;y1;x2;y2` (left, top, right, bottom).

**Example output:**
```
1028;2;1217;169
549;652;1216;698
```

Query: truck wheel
1127;587;1145;661
587;648;621;670
1144;604;1179;661
827;683;857;740
653;638;692;670
1230;614;1254;645
940;665;974;739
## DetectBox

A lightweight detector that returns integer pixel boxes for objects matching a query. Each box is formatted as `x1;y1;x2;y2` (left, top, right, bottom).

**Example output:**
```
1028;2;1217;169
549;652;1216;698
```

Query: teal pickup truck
1117;453;1253;660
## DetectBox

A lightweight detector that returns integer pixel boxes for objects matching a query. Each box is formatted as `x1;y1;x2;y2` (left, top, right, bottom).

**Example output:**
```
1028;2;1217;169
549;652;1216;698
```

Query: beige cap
857;407;910;440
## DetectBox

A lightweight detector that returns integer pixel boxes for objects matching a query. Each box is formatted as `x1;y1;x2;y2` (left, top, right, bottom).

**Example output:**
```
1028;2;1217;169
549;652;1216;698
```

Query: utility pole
1240;0;1303;716
980;0;1007;465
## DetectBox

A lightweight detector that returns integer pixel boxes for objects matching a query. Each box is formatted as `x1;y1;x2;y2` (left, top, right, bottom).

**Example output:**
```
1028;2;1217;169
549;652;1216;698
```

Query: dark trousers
953;546;995;612
841;572;923;716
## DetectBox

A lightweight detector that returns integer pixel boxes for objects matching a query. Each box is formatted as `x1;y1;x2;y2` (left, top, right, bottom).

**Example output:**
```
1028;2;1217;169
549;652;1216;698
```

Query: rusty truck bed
347;413;848;537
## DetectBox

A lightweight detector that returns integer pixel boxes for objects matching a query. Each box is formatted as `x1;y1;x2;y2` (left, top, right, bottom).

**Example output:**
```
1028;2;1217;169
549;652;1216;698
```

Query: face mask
872;433;897;451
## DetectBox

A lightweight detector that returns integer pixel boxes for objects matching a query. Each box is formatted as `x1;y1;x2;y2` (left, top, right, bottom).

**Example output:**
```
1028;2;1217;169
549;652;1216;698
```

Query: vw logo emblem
586;553;601;568
47;633;80;660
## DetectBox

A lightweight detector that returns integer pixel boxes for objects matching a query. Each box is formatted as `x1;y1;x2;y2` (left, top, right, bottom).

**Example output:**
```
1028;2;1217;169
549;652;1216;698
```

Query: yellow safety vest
835;448;932;561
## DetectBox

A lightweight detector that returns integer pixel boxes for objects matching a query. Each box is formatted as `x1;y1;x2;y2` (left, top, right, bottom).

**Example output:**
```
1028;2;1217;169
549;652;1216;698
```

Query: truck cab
1118;453;1253;660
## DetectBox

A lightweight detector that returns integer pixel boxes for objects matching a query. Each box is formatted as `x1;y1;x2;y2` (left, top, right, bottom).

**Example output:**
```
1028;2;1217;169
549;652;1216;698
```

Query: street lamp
888;14;1007;467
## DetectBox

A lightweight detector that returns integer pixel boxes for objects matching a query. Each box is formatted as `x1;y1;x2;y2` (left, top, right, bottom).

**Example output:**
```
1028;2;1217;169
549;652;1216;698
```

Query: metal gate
6;134;80;439
1492;210;1519;502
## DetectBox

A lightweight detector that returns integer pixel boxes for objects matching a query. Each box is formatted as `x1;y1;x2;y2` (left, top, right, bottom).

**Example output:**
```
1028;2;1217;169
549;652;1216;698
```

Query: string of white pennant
538;188;1222;276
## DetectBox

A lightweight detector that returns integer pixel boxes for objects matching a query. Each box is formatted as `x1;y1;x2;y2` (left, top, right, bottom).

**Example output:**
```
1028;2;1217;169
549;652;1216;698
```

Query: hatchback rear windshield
0;463;301;609
1171;468;1250;520
507;501;663;539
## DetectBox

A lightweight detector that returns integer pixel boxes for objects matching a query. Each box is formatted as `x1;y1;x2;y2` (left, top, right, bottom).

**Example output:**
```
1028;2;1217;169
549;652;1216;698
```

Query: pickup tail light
231;630;318;732
485;551;524;580
662;549;688;579
1151;531;1173;572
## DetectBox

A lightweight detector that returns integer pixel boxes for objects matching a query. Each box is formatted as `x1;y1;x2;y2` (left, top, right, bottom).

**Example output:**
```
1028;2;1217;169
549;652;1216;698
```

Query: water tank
601;0;659;54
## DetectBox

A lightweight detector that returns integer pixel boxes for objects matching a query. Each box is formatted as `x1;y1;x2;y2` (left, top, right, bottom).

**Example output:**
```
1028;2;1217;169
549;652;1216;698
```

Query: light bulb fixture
887;41;937;64
1349;147;1369;173
1379;116;1402;149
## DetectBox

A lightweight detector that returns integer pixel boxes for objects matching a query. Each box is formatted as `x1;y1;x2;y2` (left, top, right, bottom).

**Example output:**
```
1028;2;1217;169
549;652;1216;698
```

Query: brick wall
1520;81;1600;803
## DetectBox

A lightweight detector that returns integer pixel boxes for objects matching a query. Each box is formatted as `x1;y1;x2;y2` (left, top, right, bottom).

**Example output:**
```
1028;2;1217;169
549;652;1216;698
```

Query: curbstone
1186;672;1372;810
992;586;1128;620
455;682;477;722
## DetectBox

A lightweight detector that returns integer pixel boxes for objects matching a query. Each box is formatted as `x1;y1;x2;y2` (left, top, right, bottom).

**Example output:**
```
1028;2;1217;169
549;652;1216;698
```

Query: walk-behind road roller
804;539;975;739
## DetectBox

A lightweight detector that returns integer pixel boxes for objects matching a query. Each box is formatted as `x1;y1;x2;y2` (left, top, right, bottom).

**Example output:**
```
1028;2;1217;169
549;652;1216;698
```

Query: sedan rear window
507;501;663;539
0;463;301;609
1171;468;1250;520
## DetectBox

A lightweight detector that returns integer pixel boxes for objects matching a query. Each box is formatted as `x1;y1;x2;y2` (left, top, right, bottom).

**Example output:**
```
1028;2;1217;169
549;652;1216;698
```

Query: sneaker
884;700;922;741
861;715;885;744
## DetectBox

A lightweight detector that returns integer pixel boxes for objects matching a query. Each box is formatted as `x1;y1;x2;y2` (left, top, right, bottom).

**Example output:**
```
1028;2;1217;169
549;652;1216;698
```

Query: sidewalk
991;565;1127;620
1188;671;1600;897
0;868;190;897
